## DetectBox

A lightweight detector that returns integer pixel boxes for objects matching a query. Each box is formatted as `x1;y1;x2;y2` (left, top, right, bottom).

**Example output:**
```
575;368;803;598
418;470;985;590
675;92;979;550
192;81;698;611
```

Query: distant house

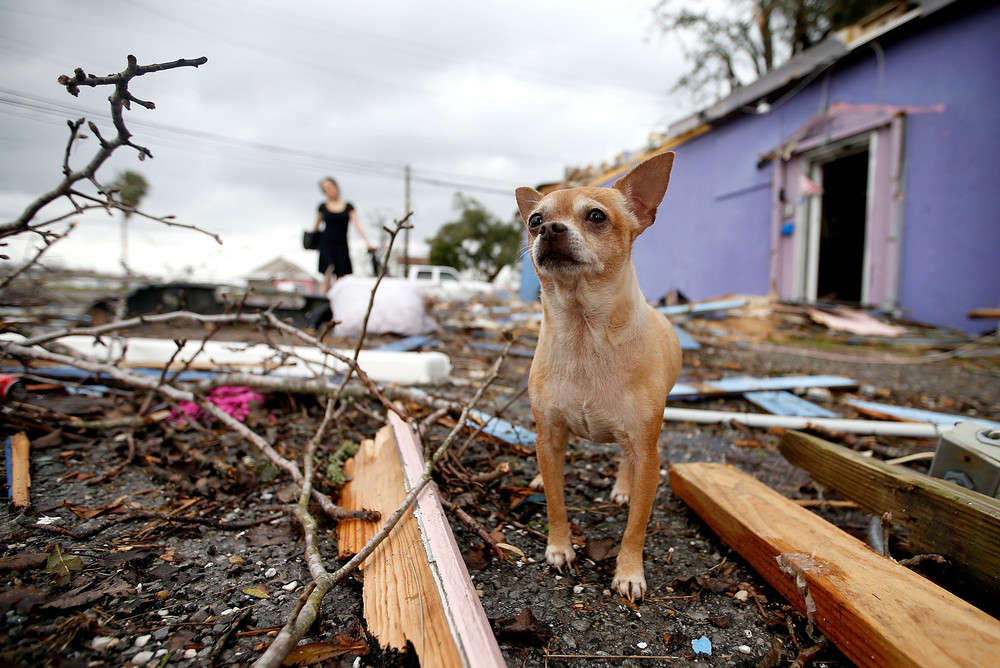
522;0;999;333
247;257;318;294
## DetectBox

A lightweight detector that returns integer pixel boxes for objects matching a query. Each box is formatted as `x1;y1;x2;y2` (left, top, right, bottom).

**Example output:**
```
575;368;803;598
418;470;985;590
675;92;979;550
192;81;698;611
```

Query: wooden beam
669;374;857;399
778;430;1000;597
7;433;30;507
338;426;465;666
337;420;505;668
744;390;839;418
669;462;1000;668
388;412;506;668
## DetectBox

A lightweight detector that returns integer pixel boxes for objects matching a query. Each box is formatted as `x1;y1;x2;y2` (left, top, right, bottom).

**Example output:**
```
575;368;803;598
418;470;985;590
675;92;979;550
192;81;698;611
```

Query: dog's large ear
515;187;544;226
613;151;674;230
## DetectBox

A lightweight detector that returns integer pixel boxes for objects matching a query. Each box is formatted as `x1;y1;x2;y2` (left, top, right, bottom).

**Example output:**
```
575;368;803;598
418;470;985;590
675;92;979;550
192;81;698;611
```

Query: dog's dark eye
587;209;607;224
528;213;543;228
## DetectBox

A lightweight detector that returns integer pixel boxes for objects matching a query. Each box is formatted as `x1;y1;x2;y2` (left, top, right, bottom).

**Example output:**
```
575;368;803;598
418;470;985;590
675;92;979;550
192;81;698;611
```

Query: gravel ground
1;304;998;667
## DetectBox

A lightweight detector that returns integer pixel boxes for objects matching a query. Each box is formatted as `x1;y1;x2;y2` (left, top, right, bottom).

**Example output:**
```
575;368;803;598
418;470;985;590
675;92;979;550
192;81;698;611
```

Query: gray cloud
0;0;690;280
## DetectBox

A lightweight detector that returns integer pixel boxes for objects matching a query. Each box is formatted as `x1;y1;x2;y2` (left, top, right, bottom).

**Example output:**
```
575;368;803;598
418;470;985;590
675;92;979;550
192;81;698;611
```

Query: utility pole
404;163;411;275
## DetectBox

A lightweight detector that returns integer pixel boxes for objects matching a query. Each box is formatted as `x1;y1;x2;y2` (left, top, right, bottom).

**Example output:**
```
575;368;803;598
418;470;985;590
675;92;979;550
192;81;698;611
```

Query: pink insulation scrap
172;386;265;424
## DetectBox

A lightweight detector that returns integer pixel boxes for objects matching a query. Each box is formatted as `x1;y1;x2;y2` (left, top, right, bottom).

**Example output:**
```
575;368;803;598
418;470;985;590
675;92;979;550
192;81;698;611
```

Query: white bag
329;277;436;336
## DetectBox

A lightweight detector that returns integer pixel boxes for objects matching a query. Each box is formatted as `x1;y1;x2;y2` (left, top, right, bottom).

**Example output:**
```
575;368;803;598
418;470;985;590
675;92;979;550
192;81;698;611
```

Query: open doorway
773;110;905;311
816;149;869;303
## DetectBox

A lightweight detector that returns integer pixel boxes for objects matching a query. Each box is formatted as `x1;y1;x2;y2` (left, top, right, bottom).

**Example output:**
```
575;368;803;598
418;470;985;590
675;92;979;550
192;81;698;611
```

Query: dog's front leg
612;429;661;601
536;421;575;569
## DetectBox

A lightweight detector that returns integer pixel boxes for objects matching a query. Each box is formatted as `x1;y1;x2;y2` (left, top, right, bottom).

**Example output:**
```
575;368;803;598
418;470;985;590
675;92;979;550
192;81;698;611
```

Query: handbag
302;230;320;250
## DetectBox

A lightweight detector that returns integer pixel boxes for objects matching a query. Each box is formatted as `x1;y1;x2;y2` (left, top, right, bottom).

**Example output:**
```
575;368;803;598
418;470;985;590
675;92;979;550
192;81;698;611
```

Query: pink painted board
388;412;506;668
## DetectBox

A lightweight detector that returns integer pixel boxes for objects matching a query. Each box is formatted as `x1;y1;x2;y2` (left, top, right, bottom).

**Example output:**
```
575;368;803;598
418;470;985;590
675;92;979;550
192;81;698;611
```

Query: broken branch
253;340;511;668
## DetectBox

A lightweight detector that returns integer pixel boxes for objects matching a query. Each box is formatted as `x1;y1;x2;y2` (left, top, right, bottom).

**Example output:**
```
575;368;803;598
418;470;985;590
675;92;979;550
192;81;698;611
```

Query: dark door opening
817;150;869;303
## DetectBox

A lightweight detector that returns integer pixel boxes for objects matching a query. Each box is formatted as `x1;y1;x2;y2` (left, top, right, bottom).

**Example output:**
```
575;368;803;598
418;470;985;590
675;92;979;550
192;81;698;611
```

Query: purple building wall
566;1;1000;332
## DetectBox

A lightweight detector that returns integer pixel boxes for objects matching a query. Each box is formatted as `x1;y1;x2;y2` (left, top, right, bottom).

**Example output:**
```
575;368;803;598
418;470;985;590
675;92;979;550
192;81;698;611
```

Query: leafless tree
0;55;218;270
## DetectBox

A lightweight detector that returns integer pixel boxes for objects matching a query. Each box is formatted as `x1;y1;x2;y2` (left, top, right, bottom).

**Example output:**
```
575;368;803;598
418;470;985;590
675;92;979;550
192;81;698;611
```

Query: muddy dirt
2;308;998;667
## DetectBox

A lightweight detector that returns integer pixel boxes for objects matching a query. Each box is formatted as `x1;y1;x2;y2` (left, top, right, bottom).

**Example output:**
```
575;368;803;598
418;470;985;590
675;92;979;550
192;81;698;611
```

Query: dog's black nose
539;221;566;237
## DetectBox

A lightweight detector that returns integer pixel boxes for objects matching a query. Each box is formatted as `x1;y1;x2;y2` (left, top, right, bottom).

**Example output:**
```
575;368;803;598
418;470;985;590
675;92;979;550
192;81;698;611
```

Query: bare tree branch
253;339;513;668
1;54;211;244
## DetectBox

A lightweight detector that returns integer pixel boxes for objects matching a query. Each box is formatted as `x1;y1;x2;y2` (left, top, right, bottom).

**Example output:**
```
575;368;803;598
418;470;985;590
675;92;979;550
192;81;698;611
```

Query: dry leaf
282;636;368;666
242;585;271;599
46;544;83;578
493;607;554;647
495;542;524;558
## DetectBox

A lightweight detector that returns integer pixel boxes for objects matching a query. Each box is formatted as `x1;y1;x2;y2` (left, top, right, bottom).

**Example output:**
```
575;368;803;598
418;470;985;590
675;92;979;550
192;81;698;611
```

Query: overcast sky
0;0;696;282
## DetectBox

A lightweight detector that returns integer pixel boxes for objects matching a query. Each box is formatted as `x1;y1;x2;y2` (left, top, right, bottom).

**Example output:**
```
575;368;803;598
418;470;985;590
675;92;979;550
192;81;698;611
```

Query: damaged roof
666;0;963;137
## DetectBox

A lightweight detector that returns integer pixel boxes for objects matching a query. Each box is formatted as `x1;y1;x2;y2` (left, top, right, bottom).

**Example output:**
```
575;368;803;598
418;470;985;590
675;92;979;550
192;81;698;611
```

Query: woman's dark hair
320;177;338;190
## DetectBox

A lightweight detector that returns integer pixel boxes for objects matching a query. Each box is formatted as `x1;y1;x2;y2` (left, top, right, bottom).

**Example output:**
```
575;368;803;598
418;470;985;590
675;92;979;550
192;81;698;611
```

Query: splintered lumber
669;462;1000;668
337;419;504;668
778;430;1000;597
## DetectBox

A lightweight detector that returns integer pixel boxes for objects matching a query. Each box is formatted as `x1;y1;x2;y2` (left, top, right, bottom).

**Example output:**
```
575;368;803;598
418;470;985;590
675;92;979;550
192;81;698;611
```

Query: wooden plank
744;390;838;418
373;335;439;352
468;409;537;448
672;325;701;350
669;462;1000;668
669;374;857;399
657;297;748;316
662;406;944;437
968;307;1000;319
846;398;1000;430
778;430;1000;597
468;342;536;358
7;433;31;507
337;426;464;667
388;412;506;668
402;388;538;448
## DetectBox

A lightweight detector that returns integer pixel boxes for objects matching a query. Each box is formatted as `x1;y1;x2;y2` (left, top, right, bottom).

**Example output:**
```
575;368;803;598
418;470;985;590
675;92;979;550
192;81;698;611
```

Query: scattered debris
744;390;839;418
669;461;1000;667
669;374;858;399
2;280;997;667
492;607;554;647
691;635;712;655
779;430;1000;599
657;297;749;316
807;306;905;337
5;432;31;506
929;421;1000;497
3;332;452;385
847;398;1000;430
662;406;947;438
329;276;437;336
337;420;504;667
172;385;264;424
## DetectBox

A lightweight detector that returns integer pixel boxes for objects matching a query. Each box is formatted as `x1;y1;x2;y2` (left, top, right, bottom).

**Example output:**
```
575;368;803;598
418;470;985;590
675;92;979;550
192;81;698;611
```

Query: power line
0;89;520;196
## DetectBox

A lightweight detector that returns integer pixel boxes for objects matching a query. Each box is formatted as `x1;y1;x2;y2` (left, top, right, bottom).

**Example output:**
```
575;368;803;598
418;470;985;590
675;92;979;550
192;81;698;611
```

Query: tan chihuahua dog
515;152;681;601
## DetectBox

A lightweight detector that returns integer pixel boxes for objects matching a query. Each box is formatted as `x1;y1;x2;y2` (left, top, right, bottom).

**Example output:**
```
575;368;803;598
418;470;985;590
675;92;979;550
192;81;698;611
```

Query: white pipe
662;407;946;438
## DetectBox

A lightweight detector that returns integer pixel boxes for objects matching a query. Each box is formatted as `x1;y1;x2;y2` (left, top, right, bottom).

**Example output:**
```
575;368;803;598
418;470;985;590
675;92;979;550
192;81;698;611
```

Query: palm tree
112;170;149;277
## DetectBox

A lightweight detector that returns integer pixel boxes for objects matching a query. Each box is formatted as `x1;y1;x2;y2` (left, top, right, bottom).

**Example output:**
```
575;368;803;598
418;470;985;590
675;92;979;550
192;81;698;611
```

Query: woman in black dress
312;177;376;293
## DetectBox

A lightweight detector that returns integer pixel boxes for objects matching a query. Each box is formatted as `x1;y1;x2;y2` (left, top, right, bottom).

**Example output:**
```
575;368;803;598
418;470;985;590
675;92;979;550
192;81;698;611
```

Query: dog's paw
609;484;630;505
545;543;576;570
529;473;545;491
612;569;647;602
